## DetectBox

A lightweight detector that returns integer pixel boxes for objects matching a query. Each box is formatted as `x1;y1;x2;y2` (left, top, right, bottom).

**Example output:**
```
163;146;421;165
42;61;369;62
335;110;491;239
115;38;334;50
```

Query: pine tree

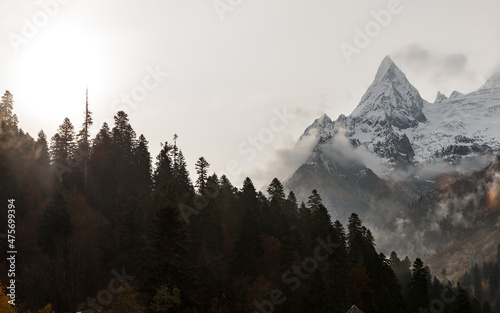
401;256;413;297
76;88;93;191
153;142;175;206
347;213;365;267
373;253;406;313
36;130;52;194
265;178;290;239
298;201;313;249
219;174;236;198
0;90;17;129
305;190;342;313
173;149;194;204
36;130;50;167
390;251;400;267
0;90;13;120
88;115;124;213
285;190;298;216
111;111;138;199
146;202;194;302
189;174;223;262
287;191;298;209
408;258;430;313
50;118;79;186
430;276;443;302
489;264;499;297
134;134;152;200
169;136;195;215
88;123;115;217
454;283;473;313
171;134;179;173
267;178;286;202
50;118;77;165
231;177;264;277
93;122;112;148
112;111;136;157
195;157;210;192
77;88;93;144
308;189;333;239
329;220;352;313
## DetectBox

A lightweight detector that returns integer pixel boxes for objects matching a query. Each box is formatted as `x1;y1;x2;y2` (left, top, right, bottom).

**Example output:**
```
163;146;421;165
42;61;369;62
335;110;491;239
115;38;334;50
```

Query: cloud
393;44;485;94
389;154;494;183
389;157;500;260
443;54;468;74
402;44;431;64
239;129;319;190
395;45;468;74
318;129;387;177
292;93;334;120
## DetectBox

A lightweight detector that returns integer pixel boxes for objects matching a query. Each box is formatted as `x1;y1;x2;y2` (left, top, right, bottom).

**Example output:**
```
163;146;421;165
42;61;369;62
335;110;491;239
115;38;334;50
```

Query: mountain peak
435;91;448;103
302;113;334;139
318;113;331;124
373;55;404;85
449;91;464;99
351;56;426;129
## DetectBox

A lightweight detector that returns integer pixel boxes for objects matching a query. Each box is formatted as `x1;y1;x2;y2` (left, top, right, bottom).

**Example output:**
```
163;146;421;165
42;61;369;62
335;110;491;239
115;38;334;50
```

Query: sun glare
13;25;108;124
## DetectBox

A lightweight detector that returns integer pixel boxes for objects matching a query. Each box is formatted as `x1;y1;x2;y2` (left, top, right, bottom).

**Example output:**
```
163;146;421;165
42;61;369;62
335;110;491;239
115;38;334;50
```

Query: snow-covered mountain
351;55;426;129
285;55;500;261
284;56;500;275
408;76;500;164
301;56;500;168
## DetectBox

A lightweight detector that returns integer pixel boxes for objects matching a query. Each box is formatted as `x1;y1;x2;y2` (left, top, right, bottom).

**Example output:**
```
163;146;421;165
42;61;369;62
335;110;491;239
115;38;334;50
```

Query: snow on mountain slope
405;74;500;163
302;113;348;142
301;57;500;168
351;56;426;129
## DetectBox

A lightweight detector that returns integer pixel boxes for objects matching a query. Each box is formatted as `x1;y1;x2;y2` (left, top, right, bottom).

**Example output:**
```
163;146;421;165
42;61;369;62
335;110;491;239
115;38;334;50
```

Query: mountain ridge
285;56;500;268
300;56;500;167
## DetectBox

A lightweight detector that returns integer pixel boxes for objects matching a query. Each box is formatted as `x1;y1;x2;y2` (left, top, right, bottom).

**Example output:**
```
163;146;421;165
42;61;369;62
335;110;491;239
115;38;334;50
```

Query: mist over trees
0;90;499;313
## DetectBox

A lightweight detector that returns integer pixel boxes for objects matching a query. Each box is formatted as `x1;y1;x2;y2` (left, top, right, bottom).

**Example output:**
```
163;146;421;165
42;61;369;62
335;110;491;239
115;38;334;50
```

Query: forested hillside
0;90;498;313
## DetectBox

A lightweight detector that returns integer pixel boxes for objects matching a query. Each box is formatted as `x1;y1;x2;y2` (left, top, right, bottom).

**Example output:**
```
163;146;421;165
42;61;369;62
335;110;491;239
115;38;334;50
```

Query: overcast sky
1;0;500;189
